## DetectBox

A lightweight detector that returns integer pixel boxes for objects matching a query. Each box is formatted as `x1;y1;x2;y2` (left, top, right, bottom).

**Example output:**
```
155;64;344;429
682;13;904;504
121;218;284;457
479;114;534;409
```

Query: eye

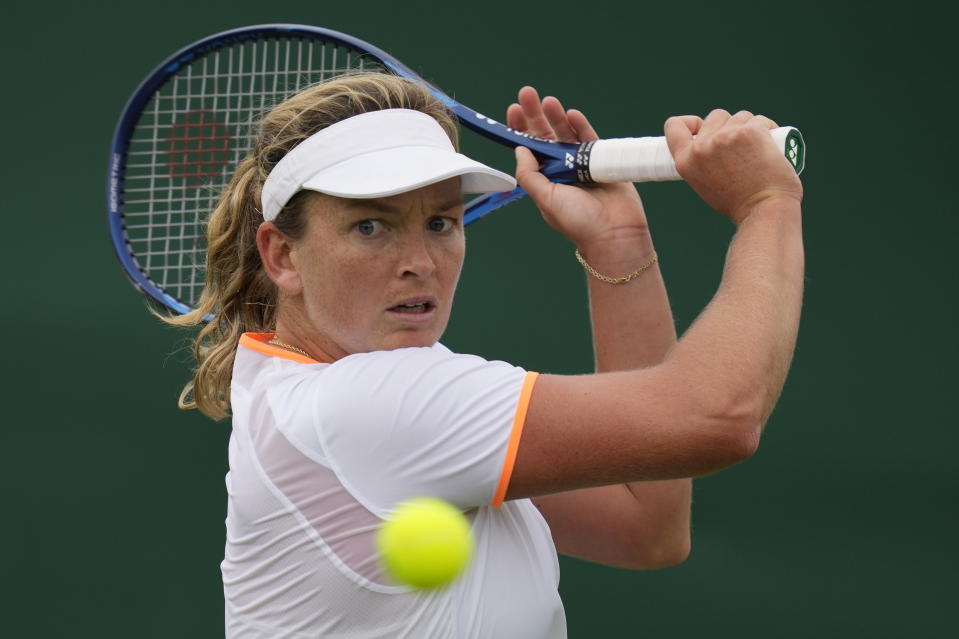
355;219;385;237
427;217;455;233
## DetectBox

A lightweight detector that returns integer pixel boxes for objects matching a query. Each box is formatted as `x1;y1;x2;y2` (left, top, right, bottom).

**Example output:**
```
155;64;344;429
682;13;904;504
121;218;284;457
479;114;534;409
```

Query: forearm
579;228;691;553
667;198;805;427
579;230;677;370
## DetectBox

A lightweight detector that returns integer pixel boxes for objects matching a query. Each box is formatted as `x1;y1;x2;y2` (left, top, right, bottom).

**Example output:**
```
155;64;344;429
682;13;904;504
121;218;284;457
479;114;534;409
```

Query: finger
506;103;528;131
751;114;779;129
665;115;703;135
567;109;600;142
699;108;731;137
664;115;702;158
542;96;579;142
517;86;555;139
744;116;781;147
728;110;754;125
514;146;555;203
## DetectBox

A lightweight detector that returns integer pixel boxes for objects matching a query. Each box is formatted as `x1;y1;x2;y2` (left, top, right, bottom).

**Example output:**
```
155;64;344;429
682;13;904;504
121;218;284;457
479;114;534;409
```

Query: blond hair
165;72;460;420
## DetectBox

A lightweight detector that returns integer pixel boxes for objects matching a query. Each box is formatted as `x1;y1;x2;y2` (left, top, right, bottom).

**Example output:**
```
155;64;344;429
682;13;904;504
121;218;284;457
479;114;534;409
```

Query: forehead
309;178;464;219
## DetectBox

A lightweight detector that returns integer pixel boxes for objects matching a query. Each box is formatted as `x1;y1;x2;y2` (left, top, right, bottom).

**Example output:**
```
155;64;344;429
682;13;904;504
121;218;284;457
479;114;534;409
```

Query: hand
509;87;649;250
664;110;804;225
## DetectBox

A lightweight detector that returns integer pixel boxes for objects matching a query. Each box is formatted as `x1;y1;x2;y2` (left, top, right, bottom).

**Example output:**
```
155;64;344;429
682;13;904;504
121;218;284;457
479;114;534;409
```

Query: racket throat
534;141;593;185
574;141;595;183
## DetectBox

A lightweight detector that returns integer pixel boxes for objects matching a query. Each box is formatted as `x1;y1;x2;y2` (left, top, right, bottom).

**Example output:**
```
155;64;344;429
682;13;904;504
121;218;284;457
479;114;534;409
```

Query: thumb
514;146;555;205
663;115;702;161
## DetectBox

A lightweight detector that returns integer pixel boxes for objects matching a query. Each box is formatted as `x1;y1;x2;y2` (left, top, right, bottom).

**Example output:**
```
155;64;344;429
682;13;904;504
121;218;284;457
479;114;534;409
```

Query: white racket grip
586;126;804;183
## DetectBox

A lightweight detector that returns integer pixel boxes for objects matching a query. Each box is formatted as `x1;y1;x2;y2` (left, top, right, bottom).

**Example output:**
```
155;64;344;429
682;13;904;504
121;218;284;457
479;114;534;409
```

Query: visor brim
300;146;517;199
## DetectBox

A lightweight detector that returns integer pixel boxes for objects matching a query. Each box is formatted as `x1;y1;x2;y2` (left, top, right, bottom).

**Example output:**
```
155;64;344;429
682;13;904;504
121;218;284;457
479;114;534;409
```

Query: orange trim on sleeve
491;371;540;508
238;333;320;364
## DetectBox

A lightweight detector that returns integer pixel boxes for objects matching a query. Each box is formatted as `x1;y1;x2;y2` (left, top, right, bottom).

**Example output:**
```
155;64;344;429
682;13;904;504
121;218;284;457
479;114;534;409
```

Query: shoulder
327;343;511;380
234;342;533;445
234;341;525;404
336;342;489;369
318;343;525;390
316;344;528;415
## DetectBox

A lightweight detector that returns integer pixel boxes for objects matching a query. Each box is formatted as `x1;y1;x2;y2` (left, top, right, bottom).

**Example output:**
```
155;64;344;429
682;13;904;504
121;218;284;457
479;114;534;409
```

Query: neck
274;304;344;363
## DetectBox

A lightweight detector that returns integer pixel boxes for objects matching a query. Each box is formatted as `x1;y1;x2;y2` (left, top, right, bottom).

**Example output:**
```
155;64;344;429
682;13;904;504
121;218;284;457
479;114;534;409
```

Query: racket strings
121;36;381;307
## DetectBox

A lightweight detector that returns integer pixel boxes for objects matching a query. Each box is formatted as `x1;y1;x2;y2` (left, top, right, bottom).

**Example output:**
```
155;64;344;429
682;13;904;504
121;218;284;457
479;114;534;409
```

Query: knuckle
690;137;712;158
665;115;685;130
757;115;778;129
713;127;737;145
742;123;766;139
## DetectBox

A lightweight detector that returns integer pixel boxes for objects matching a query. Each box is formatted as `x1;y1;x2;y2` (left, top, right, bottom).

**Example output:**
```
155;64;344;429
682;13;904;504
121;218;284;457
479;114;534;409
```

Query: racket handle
584;126;805;183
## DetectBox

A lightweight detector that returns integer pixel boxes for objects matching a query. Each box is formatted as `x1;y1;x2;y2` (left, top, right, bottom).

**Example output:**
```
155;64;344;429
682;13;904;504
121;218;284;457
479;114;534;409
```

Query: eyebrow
342;197;464;215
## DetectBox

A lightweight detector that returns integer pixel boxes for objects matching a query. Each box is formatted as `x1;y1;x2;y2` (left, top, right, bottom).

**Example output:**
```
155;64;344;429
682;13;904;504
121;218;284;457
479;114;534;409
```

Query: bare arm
505;108;804;500
506;88;692;568
531;231;695;569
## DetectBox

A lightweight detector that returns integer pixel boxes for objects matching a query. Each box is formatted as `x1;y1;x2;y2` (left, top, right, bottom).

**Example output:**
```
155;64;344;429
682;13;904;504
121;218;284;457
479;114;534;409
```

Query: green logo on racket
785;130;805;174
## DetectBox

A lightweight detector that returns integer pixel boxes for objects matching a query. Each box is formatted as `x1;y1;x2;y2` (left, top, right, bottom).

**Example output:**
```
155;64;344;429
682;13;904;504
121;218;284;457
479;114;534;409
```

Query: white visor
260;109;516;221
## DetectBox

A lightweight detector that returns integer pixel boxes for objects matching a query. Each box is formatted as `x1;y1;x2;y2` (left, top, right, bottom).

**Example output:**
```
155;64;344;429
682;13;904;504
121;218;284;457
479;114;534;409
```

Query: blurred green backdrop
3;1;956;636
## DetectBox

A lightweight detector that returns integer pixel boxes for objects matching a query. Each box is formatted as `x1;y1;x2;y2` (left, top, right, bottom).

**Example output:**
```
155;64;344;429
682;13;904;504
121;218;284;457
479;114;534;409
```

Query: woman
172;72;804;637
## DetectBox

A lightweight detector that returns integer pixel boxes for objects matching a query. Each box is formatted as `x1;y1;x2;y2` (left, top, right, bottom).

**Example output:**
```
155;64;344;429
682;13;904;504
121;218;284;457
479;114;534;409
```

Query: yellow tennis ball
376;497;474;589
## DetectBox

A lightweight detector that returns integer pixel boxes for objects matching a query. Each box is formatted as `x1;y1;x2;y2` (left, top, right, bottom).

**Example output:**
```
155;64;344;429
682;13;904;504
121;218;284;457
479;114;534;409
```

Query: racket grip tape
582;126;805;183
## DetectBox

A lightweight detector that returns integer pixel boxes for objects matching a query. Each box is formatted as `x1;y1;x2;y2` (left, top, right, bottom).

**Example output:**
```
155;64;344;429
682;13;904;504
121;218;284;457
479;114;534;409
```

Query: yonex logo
564;153;575;169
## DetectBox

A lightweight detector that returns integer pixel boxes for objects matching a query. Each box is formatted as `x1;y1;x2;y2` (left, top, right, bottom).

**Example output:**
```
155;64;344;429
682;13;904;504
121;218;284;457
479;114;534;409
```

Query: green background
4;1;956;636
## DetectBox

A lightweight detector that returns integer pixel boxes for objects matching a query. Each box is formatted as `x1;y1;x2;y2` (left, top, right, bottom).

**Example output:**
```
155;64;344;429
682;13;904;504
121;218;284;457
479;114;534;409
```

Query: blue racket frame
108;24;582;315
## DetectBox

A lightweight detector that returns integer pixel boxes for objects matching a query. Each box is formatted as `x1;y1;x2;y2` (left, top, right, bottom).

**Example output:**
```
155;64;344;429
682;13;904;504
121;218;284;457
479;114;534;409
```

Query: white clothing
222;333;567;638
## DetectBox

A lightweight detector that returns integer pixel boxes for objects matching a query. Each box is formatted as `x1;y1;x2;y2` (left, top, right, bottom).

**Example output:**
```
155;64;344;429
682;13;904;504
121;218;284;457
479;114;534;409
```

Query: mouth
388;297;437;315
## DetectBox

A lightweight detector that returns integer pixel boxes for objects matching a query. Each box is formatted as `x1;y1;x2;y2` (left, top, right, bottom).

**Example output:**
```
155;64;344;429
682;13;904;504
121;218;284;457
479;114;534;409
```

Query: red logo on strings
166;110;231;186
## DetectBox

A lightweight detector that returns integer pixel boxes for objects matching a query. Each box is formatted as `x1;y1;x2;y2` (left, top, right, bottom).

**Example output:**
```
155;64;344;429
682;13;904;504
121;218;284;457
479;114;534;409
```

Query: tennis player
171;72;803;637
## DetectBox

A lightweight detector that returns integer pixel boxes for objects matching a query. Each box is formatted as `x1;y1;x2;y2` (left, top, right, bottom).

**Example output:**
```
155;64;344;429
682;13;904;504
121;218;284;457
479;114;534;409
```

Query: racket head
108;25;405;316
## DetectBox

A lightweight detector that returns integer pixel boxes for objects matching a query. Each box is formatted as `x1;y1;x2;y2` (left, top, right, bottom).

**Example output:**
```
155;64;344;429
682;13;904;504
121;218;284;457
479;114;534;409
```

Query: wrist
576;248;658;285
575;230;659;285
732;196;804;251
576;227;655;264
734;193;802;225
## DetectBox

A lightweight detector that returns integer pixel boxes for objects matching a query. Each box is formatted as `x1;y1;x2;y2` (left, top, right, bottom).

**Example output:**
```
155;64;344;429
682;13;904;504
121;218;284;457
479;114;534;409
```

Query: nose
397;229;436;279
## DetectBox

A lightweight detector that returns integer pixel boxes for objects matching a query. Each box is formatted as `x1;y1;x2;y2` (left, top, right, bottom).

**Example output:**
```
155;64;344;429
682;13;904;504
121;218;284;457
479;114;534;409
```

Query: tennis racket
108;24;805;317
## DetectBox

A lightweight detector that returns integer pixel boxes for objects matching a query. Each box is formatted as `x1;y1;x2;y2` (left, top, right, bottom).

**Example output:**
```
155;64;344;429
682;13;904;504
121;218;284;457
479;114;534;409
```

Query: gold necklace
268;337;316;361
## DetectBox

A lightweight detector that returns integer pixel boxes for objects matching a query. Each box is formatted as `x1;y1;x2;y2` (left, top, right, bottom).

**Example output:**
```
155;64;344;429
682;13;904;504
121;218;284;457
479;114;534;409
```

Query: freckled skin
266;178;466;362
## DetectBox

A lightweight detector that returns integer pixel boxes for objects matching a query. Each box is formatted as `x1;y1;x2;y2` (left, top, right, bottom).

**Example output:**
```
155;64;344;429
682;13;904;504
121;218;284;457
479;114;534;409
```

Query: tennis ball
376;497;474;589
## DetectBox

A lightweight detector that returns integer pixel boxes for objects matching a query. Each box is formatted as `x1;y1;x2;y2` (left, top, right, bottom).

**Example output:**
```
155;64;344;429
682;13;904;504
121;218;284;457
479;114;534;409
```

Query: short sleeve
309;345;537;515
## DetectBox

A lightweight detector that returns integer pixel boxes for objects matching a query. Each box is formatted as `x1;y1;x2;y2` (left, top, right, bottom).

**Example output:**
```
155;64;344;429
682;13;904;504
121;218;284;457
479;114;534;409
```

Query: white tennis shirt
222;333;567;638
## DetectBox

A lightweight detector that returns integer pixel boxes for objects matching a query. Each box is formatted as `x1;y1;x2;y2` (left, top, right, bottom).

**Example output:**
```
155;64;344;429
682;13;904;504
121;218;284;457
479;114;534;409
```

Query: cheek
301;251;385;317
297;251;347;308
440;236;466;281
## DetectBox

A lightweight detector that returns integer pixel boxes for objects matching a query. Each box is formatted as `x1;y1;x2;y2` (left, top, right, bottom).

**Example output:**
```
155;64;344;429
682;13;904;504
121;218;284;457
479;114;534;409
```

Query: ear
256;222;303;295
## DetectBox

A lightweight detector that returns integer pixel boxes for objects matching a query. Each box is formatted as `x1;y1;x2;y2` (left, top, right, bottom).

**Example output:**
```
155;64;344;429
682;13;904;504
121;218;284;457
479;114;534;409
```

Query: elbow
712;378;767;456
658;361;767;472
723;410;763;464
694;392;765;472
727;397;765;461
651;535;692;569
629;533;692;571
